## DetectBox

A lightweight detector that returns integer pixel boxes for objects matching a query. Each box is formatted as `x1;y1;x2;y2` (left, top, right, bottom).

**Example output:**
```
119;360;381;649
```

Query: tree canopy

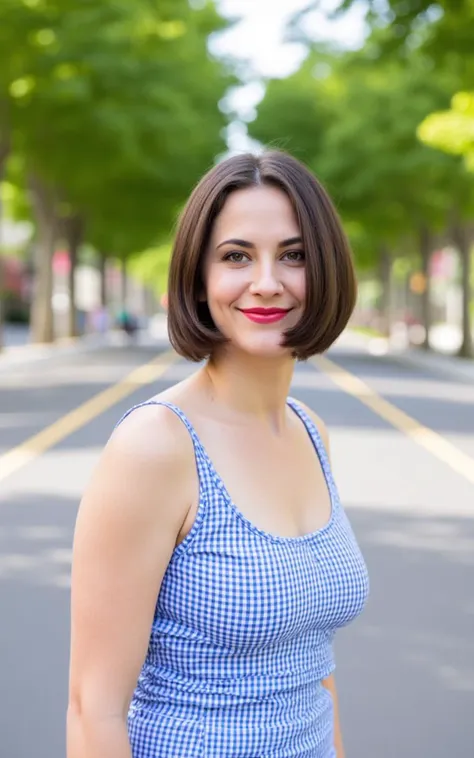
0;0;236;343
418;91;474;172
249;8;474;353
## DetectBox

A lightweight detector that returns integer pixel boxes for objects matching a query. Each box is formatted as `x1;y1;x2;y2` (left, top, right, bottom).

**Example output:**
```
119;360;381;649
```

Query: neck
199;348;296;431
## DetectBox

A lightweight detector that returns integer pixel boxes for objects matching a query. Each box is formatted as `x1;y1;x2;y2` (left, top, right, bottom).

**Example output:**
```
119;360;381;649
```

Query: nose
248;260;284;297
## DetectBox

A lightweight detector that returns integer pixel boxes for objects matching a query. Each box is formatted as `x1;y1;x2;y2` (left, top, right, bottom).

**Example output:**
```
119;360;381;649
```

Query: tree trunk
64;215;84;338
378;246;392;337
0;131;11;352
144;286;155;319
120;258;127;310
452;222;473;359
28;174;58;344
419;226;432;351
98;252;107;308
0;249;4;353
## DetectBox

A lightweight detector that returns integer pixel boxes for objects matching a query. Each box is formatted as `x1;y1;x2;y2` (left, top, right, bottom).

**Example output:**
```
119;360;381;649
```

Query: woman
67;150;369;758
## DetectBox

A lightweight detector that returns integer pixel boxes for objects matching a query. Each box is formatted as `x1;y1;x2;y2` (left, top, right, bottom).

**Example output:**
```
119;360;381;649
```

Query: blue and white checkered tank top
120;398;369;758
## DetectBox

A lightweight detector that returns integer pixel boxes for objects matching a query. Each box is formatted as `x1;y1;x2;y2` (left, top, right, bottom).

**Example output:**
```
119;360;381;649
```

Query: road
0;331;473;758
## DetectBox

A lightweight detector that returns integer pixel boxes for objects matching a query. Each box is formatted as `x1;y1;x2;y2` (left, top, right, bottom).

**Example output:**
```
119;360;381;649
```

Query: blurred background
0;0;472;355
1;2;474;758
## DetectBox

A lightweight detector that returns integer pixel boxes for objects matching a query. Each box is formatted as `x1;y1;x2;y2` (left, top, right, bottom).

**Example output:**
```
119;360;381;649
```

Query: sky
212;0;368;151
214;0;367;78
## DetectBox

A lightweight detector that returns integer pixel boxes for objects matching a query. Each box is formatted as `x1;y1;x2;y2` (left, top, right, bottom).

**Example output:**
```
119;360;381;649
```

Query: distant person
116;307;138;339
68;151;369;758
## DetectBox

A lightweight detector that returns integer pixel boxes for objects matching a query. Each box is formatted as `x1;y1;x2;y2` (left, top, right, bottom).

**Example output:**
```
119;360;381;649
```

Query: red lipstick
239;308;290;324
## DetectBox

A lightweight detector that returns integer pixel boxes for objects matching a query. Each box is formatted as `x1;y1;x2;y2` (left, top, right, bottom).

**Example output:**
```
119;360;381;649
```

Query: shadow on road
0;492;74;758
338;505;474;758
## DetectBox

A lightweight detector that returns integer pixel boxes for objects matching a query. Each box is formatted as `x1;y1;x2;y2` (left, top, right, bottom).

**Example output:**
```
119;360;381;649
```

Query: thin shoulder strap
116;400;195;438
115;399;212;488
286;397;336;493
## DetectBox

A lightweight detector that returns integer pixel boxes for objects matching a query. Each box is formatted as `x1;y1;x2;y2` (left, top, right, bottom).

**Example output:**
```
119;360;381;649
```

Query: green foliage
290;0;474;107
0;0;234;267
249;46;471;271
418;92;474;171
128;243;172;296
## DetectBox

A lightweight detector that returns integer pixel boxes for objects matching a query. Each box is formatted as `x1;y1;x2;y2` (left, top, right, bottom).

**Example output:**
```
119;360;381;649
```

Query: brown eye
283;250;305;262
224;251;248;263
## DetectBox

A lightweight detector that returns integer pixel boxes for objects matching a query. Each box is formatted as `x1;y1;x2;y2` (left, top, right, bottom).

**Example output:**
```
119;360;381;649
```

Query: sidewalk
339;329;474;384
0;332;110;370
0;317;172;370
391;344;474;383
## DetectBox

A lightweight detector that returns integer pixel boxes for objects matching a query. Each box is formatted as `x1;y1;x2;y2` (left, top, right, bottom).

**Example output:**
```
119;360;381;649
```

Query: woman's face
203;185;306;359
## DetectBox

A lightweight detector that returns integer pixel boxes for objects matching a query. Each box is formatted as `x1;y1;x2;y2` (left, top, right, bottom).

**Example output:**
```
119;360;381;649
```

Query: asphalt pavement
0;329;473;758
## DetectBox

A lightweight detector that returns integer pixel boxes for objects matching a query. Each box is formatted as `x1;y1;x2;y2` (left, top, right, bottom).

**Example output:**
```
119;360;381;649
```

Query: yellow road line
0;349;179;484
312;353;474;486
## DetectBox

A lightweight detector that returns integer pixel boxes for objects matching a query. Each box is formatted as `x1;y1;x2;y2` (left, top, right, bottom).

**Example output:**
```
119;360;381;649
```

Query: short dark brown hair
167;150;357;361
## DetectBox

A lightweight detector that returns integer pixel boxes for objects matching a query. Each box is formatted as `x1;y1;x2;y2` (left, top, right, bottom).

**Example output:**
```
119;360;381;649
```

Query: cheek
289;268;306;303
207;268;247;305
300;275;306;303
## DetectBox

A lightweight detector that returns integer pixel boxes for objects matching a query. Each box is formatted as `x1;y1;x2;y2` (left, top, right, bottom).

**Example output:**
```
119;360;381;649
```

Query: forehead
210;185;300;243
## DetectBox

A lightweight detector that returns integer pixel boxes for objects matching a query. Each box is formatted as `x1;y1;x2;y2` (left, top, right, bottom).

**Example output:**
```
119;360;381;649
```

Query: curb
0;334;103;370
388;346;474;384
344;330;474;384
0;329;171;371
2;335;79;355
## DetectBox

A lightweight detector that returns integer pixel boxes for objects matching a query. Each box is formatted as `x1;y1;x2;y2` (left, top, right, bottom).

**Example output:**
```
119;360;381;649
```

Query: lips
238;307;291;324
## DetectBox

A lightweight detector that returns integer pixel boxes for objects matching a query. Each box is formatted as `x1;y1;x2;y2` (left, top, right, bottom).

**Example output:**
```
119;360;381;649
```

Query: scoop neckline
216;476;337;545
189;399;338;546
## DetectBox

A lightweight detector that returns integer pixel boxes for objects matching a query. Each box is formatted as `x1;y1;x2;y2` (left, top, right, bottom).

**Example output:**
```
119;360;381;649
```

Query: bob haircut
167;150;357;362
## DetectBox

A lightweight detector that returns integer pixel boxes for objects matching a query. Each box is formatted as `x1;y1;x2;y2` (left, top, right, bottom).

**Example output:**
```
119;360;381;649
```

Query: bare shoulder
290;397;331;459
109;400;193;464
78;401;195;534
69;402;197;718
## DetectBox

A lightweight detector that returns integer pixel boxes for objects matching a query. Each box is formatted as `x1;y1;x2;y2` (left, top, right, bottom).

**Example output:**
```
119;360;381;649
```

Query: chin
234;336;291;360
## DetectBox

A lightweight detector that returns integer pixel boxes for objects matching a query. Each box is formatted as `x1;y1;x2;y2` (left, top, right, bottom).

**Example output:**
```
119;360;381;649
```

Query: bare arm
67;406;195;758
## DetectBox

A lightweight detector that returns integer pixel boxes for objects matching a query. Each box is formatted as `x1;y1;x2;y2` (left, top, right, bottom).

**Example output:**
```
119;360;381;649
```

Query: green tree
250;45;472;349
285;4;474;355
0;0;233;345
418;91;474;356
292;0;474;76
418;92;474;171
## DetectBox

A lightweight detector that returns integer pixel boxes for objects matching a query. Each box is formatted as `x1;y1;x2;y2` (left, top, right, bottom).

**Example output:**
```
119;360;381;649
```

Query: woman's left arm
322;674;345;758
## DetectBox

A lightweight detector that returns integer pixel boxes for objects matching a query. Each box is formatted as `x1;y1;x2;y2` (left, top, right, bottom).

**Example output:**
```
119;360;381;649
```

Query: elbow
67;696;99;742
67;690;91;725
66;698;129;758
67;687;129;724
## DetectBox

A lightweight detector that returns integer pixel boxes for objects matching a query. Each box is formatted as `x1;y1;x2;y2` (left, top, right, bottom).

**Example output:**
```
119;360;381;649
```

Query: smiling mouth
238;308;291;324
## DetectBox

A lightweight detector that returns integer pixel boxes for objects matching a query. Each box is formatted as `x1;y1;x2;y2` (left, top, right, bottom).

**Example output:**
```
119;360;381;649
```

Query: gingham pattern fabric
117;399;369;757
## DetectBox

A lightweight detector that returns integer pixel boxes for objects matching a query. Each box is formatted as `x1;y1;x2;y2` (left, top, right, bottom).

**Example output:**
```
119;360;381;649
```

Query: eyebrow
216;236;302;250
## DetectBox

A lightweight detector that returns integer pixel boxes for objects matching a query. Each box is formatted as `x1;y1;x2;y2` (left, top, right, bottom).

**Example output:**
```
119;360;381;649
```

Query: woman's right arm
67;405;195;758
